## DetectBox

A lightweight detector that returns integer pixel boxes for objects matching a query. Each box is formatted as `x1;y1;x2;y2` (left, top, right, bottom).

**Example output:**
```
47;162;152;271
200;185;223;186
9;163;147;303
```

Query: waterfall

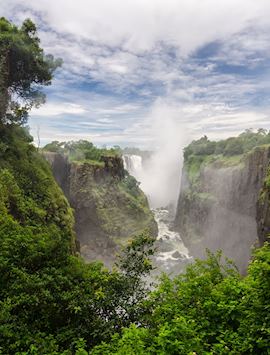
122;154;191;275
123;154;143;180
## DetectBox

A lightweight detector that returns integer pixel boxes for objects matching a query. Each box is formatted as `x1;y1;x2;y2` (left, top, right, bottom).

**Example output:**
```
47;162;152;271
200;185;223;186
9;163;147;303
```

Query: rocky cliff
175;145;270;272
44;152;157;266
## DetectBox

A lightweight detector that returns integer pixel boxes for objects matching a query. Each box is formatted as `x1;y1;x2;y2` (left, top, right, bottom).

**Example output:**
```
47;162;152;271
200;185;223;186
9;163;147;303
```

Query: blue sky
2;0;270;147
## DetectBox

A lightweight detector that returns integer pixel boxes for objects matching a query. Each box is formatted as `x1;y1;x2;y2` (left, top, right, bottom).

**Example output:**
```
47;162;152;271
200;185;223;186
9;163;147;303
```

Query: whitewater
123;154;191;275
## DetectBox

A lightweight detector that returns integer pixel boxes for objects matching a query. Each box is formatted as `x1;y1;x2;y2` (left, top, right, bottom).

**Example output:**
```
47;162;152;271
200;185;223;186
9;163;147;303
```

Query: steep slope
257;163;270;244
0;124;76;255
175;143;270;272
0;125;157;353
44;152;157;266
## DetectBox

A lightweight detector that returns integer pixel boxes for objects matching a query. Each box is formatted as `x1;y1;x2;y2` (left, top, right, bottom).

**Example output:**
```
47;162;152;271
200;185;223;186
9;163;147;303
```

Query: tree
224;138;244;156
43;140;65;153
92;246;270;354
0;17;62;125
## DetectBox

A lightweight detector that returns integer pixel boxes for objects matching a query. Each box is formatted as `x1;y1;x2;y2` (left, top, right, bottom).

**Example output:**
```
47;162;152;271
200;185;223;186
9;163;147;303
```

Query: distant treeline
43;141;153;163
184;129;270;159
43;140;119;163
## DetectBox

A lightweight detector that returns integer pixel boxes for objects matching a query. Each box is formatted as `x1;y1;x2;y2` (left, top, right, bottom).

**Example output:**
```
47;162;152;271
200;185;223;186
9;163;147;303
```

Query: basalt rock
43;152;157;267
175;146;270;273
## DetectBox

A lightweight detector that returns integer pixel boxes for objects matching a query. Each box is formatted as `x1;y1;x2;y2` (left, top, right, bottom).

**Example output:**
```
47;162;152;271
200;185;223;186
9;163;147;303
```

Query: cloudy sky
2;0;270;147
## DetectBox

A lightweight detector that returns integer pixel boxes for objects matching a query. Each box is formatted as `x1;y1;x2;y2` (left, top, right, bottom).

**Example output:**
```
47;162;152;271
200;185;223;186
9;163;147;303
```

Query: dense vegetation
182;129;270;184
43;140;157;244
184;128;270;160
43;141;153;167
91;246;270;354
0;17;61;125
1;132;269;354
1;128;269;354
0;125;156;354
43;140;119;166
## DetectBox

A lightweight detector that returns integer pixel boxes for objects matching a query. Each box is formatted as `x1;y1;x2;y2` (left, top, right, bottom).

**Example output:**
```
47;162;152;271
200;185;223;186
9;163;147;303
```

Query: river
123;154;191;275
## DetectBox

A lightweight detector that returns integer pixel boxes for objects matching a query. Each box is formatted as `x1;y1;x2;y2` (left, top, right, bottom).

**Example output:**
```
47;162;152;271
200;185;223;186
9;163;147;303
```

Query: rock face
43;152;157;266
256;156;270;245
175;146;270;272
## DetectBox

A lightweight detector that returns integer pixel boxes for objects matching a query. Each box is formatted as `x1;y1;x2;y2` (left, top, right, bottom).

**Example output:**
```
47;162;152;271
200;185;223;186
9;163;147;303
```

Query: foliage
1;15;269;355
120;174;141;198
43;140;119;164
92;175;156;241
42;140;65;153
1;126;270;354
0;127;156;353
91;245;270;355
184;128;270;161
0;18;61;124
44;141;156;245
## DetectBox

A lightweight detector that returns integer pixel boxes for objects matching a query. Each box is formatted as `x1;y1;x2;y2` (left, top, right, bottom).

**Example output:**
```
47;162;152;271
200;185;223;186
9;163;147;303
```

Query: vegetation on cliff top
43;140;119;167
43;141;157;244
184;128;270;160
183;129;270;182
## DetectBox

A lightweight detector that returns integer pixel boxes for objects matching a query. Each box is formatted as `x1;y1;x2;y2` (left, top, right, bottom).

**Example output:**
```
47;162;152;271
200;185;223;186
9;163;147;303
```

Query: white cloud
31;103;87;116
4;0;270;54
2;0;270;147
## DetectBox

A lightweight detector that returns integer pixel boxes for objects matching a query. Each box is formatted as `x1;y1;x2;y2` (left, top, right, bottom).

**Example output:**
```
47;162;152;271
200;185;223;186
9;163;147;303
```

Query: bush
91;245;270;354
184;128;270;160
43;139;119;164
0;127;156;352
224;138;244;156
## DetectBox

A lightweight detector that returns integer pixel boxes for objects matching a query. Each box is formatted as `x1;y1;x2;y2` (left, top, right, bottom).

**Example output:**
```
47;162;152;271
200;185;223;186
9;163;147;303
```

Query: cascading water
123;154;191;275
122;155;143;179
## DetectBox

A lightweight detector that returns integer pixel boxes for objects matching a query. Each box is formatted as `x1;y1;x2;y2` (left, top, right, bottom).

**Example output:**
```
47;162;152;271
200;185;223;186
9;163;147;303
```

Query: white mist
126;100;189;210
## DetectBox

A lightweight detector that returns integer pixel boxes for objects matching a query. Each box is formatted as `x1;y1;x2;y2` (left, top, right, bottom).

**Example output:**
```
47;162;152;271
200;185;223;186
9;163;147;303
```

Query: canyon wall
44;152;157;266
175;146;270;272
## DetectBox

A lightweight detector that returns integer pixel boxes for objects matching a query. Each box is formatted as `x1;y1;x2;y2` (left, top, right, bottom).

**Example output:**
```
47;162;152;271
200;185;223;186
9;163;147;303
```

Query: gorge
1;9;270;353
44;133;270;275
123;141;270;275
1;124;270;353
123;154;191;274
175;134;270;273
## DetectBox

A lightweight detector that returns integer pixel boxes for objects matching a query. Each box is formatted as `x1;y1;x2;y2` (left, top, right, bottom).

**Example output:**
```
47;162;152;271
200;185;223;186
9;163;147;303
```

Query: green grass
71;158;105;167
185;153;245;184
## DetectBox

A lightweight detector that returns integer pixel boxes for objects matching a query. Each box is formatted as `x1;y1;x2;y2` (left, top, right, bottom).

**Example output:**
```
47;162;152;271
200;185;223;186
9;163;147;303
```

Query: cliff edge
44;152;157;266
175;137;270;272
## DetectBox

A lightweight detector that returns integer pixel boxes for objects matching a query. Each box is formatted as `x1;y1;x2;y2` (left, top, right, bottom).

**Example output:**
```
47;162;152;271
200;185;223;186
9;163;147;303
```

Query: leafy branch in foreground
0;141;156;354
92;244;270;355
0;17;62;125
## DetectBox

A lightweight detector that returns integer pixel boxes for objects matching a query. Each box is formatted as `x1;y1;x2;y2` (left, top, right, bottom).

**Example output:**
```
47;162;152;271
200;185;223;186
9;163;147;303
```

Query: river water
123;154;191;275
152;208;190;274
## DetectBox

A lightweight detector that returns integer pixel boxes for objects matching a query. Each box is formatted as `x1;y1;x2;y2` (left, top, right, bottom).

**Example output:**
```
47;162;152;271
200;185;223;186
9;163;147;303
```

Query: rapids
123;154;191;275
